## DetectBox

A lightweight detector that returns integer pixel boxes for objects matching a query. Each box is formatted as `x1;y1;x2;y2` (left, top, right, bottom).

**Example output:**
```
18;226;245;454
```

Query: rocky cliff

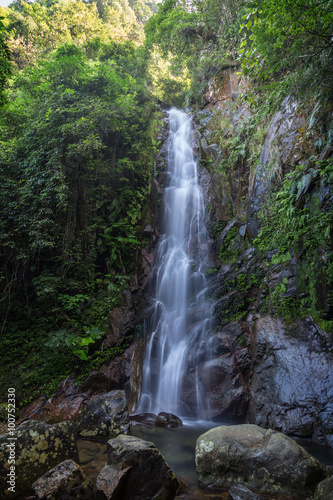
191;68;333;446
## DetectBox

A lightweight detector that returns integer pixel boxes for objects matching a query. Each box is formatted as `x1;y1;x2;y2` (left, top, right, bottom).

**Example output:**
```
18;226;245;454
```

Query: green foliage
239;0;333;100
45;326;104;360
0;15;11;104
0;35;161;402
144;0;246;105
219;226;241;264
2;0;152;69
255;159;333;321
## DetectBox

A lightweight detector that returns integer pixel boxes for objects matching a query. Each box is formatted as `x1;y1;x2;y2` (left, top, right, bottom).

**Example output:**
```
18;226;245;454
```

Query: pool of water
78;420;333;499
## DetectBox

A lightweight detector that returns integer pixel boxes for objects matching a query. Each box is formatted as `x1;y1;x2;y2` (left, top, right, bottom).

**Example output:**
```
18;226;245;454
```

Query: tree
239;0;333;97
0;15;11;104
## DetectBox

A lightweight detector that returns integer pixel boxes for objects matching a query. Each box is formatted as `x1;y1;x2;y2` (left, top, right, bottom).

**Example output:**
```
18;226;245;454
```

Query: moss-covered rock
195;424;326;498
33;459;94;499
0;419;78;498
76;389;129;440
314;474;333;500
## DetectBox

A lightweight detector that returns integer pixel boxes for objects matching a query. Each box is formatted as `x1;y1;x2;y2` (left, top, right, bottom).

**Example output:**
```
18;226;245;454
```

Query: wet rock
198;355;248;420
106;434;179;500
249;96;306;217
0;419;78;498
195;424;326;497
105;302;135;348
76;390;129;440
20;375;87;423
128;338;146;413
95;464;131;500
314;474;333;500
229;484;265;500
247;316;333;445
192;321;251;420
32;459;94;499
155;412;183;428
129;413;157;427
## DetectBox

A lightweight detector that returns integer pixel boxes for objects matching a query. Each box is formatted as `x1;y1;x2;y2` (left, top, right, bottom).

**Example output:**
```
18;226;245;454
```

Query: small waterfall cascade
137;108;213;418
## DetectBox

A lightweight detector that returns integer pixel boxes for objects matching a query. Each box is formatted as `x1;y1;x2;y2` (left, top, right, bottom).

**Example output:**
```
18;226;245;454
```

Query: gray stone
229;484;264;500
32;459;94;499
195;424;326;497
0;419;78;498
314;475;333;500
155;412;183;429
76;390;129;439
129;413;157;427
247;316;333;445
106;434;179;500
95;464;131;500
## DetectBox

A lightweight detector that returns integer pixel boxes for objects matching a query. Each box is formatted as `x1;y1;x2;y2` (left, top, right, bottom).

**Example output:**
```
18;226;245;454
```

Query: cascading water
137;108;213;418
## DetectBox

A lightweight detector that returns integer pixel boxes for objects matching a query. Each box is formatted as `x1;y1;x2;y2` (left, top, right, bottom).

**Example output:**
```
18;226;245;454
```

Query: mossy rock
0;419;78;498
195;424;326;498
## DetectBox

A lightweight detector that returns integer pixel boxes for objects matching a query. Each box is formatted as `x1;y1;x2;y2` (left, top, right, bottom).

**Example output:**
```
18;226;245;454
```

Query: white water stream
137;108;212;418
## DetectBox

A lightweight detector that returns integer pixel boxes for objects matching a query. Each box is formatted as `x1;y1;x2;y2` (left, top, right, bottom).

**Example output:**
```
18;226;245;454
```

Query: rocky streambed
1;390;333;499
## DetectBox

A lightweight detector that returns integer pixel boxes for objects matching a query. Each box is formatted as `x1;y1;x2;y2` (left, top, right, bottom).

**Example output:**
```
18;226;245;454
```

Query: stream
78;420;333;499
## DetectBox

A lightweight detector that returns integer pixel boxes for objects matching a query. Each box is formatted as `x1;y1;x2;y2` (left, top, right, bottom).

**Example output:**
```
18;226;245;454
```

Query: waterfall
137;108;212;418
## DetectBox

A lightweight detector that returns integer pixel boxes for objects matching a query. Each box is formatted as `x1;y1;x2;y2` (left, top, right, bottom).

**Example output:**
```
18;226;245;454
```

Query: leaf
74;350;89;360
80;337;94;346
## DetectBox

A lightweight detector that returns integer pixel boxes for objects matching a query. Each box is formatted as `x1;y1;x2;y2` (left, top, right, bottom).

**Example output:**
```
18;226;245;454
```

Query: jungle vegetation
0;0;332;404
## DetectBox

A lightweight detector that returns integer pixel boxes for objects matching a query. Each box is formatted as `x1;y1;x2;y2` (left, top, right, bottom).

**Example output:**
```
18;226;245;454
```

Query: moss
254;159;333;327
219;226;243;264
235;334;247;347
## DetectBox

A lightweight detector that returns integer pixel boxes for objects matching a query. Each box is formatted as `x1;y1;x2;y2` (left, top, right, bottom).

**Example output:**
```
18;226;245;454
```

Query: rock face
315;475;333;500
32;459;94;499
248;316;333;446
76;390;129;440
0;419;78;498
195;424;326;498
101;434;179;500
195;321;251;420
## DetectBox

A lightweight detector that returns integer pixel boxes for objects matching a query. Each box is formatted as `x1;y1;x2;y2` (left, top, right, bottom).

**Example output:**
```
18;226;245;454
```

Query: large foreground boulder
76;390;129;439
195;424;326;498
0;419;78;498
33;459;94;499
96;434;179;500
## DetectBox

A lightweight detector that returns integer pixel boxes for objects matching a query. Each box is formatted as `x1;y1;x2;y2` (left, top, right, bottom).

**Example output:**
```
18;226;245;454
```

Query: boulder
129;413;157;427
0;419;78;498
95;464;131;500
314;475;333;500
76;390;129;440
32;459;94;499
155;412;183;429
195;424;326;498
105;434;179;499
229;484;264;500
